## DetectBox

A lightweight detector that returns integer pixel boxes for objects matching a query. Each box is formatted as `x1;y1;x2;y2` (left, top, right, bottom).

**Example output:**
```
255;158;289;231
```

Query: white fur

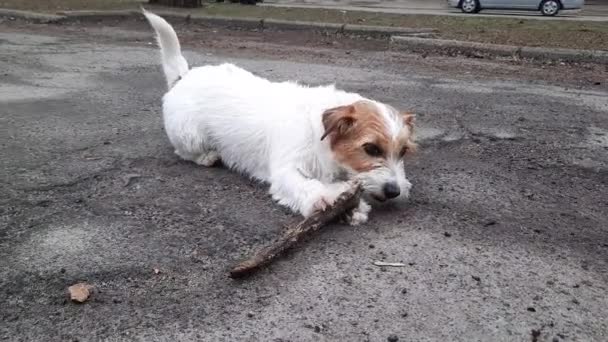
143;10;412;225
143;8;188;88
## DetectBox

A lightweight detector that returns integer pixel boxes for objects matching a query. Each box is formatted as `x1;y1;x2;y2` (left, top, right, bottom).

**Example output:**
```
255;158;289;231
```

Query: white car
447;0;585;16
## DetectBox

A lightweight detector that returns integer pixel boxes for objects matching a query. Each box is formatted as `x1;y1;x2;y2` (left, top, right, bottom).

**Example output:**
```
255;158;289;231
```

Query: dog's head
321;100;416;202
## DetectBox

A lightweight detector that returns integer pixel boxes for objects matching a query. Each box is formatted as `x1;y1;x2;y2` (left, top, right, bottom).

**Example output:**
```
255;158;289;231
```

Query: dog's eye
399;146;409;158
363;143;383;157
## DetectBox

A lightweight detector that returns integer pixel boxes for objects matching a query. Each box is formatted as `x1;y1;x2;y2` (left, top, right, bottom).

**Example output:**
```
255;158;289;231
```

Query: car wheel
540;0;560;16
460;0;480;14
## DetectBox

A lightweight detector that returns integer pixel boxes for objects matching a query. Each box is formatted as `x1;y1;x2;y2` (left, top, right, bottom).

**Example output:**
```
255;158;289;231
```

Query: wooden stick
229;181;363;278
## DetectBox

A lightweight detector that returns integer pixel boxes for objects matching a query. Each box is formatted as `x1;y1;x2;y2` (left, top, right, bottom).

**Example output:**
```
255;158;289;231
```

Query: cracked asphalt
1;18;607;342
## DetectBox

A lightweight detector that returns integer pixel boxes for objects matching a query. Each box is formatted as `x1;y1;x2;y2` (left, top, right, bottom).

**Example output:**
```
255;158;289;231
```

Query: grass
2;0;607;50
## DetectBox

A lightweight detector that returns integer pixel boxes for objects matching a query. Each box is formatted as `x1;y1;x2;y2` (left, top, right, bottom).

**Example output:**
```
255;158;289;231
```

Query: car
447;0;585;16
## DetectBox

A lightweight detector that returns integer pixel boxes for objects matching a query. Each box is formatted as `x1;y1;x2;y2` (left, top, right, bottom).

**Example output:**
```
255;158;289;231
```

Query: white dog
143;10;416;225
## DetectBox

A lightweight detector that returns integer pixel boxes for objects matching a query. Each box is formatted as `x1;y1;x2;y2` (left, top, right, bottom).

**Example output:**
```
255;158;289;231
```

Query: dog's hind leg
174;148;220;167
168;124;221;166
194;150;220;167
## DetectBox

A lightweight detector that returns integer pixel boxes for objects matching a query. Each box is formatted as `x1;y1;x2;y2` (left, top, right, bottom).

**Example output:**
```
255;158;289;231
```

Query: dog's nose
383;182;401;199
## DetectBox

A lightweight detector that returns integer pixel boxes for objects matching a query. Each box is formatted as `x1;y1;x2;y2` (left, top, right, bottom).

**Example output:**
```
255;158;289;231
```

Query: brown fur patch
322;101;415;172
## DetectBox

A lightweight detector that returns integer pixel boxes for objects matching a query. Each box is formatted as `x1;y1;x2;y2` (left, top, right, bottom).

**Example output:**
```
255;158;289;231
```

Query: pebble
387;335;399;342
483;220;497;227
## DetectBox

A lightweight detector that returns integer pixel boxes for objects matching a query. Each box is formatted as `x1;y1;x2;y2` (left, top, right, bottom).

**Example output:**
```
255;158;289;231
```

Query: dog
142;10;416;225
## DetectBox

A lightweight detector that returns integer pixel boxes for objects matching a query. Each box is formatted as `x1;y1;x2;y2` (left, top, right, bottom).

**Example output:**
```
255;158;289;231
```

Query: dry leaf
68;283;93;303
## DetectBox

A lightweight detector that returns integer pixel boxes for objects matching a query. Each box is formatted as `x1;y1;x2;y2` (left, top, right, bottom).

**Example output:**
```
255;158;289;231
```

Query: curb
0;9;66;23
0;8;434;37
1;8;606;64
390;36;608;64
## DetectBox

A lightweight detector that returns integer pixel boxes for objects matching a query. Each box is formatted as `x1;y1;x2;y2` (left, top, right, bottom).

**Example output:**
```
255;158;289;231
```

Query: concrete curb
390;36;608;64
0;8;434;37
1;8;606;64
0;9;66;23
113;10;437;37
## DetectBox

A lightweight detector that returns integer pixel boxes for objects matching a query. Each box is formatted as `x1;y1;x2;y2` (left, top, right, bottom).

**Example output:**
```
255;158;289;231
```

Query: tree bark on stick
229;182;363;278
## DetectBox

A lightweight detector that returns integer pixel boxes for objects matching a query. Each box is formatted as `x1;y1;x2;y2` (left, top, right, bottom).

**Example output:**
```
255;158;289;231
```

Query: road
263;0;608;21
1;18;607;342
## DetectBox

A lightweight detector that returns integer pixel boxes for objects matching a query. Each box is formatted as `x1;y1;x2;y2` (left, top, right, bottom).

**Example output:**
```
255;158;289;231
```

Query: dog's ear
402;112;415;130
321;105;356;141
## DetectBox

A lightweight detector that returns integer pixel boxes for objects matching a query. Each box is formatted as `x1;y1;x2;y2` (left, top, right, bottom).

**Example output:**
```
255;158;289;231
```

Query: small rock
368;244;375;249
387;335;399;342
527;307;536;312
247;312;254;318
401;288;408;294
483;220;497;227
472;275;481;282
314;326;321;333
443;232;452;237
68;283;93;303
153;268;161;275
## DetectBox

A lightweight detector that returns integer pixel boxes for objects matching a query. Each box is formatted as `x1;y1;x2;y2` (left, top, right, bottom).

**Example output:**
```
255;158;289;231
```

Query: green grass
2;0;607;50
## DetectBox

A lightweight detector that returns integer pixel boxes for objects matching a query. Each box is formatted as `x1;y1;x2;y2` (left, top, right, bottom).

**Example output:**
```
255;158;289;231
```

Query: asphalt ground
1;18;607;341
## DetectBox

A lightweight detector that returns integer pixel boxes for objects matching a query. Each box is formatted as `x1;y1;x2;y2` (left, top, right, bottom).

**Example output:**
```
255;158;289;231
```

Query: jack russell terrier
143;10;416;225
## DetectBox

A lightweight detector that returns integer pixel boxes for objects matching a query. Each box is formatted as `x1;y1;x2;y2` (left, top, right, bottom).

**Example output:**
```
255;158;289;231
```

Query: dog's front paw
396;178;412;202
302;183;351;217
344;200;371;226
312;196;333;212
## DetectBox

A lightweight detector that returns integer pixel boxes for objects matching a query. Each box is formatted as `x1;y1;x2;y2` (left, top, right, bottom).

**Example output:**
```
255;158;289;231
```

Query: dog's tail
142;8;189;89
